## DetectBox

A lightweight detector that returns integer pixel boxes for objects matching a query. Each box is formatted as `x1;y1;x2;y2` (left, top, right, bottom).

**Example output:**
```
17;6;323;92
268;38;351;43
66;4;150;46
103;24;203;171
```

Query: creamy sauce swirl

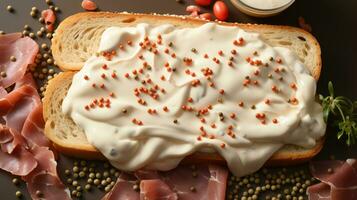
62;23;325;177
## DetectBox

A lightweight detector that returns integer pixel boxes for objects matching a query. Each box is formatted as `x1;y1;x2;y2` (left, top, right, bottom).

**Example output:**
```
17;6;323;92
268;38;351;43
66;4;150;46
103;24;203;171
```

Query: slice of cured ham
0;33;71;199
103;164;228;200
307;159;357;200
0;33;38;88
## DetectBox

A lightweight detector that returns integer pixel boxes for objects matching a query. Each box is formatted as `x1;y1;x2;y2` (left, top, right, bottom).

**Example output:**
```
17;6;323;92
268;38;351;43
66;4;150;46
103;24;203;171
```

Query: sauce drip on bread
62;23;325;177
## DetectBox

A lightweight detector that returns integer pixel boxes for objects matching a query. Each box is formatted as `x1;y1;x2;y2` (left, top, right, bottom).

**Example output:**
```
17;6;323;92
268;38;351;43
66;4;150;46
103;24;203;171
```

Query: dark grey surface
0;0;356;199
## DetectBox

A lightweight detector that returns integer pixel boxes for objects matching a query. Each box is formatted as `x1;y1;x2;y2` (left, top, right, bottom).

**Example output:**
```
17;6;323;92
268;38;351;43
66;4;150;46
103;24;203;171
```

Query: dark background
0;0;356;199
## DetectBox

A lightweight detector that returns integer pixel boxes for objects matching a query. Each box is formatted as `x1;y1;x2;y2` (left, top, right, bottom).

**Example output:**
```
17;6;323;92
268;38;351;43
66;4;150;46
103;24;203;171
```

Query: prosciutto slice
0;33;38;88
0;33;71;199
307;159;357;200
103;164;228;200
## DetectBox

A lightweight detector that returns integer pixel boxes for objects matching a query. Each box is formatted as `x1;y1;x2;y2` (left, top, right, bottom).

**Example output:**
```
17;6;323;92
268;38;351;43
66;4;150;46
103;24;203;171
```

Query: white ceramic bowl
231;0;295;17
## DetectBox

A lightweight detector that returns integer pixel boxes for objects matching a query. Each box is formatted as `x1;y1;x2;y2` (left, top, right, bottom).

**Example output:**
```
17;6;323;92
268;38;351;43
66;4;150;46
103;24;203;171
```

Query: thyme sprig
319;82;357;146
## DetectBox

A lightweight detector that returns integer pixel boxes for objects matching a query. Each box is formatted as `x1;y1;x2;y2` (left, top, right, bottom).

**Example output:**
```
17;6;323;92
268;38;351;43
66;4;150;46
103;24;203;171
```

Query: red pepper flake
231;49;237;55
201;131;207;137
90;103;95;108
220;143;226;148
243;79;251;86
105;103;111;108
261;120;266;125
253;80;259;85
109;92;115;97
272;85;279;93
92;83;96;88
101;73;106;79
127;40;132;46
254;70;260;76
211;123;216;128
239;101;244;107
132;118;137;124
265;99;271;105
209;135;215;139
163;106;169;112
125;73;130;78
98;103;104;108
171;53;176;58
187;97;193;103
111;72;117;79
138;55;144;59
219;89;225;95
164;48;169;54
139;68;144;74
191;72;196;77
102;64;108;70
160;75;166;81
209;82;215;87
84;105;90;110
256;113;266;119
197;136;202;141
228;125;234;130
100;83;105;88
204;54;209;59
276;57;283;63
218;50;223;56
246;57;251;63
290;97;299;105
200;126;205;132
84;75;89;80
272;118;278;124
200;118;206;123
230;113;236;119
132;70;137;75
274;68;280;73
138;121;143;126
290;83;297;90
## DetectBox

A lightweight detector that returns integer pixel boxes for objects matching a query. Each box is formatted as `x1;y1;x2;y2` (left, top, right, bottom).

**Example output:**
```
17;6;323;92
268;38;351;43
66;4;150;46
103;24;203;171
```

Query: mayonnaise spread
62;23;326;177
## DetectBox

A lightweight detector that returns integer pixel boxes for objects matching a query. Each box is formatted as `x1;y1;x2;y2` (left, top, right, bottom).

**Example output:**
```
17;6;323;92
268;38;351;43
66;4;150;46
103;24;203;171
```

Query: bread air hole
122;17;136;23
298;36;306;41
50;121;55;129
279;41;292;46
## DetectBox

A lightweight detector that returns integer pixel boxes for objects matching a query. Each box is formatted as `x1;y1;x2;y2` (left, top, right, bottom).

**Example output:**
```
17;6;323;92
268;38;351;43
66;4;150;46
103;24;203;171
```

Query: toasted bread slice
45;12;324;165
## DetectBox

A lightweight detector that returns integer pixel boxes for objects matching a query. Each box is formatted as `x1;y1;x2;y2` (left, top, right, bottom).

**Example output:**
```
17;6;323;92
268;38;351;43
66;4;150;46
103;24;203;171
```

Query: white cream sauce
62;23;325;177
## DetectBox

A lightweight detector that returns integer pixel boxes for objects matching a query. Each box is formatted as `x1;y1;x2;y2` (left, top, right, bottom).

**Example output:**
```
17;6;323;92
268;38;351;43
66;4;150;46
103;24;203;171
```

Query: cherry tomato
195;0;212;6
213;1;229;21
186;5;201;13
199;13;212;21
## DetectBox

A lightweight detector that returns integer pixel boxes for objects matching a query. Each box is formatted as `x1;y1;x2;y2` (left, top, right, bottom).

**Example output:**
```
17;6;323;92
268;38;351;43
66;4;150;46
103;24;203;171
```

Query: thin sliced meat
41;9;56;32
106;165;228;200
0;85;41;133
140;179;178;200
22;105;50;148
0;87;6;98
161;164;228;200
207;165;229;200
0;34;38;88
14;73;37;90
307;182;331;200
27;172;70;200
0;125;37;176
102;173;140;200
308;159;357;200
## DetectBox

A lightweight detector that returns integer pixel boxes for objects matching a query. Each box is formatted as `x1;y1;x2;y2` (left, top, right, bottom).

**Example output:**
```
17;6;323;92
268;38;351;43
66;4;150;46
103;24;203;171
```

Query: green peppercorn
76;192;82;198
73;166;79;173
46;0;53;5
133;184;139;191
94;179;100;185
10;56;17;62
76;186;82;191
0;30;5;35
85;184;91;191
15;191;22;198
101;180;107;186
73;173;79;179
30;11;37;17
29;32;35;38
54;7;60;12
12;178;20;185
6;5;14;12
79;171;85;178
41;43;48;50
71;190;77;196
72;180;78;187
104;185;112;192
35;190;43;197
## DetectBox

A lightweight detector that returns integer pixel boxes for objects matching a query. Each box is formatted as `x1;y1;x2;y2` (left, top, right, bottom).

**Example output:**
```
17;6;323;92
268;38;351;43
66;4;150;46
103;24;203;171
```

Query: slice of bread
45;12;324;165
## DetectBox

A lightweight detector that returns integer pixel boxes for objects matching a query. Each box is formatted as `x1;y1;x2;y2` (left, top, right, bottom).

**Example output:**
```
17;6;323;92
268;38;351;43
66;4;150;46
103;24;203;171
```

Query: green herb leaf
320;82;357;146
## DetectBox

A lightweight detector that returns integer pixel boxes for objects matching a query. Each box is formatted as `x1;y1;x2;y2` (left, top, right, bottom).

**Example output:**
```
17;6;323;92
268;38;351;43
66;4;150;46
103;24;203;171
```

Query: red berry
195;0;212;6
213;1;229;21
